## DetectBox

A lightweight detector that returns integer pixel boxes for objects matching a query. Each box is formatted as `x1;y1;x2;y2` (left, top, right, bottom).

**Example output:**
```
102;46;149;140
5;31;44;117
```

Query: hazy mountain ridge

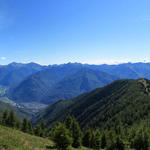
86;62;150;79
1;62;150;105
0;62;46;88
41;68;118;104
11;67;118;104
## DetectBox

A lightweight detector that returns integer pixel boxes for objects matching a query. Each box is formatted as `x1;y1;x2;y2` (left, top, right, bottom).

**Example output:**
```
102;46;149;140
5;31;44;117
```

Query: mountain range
11;68;118;104
0;62;150;105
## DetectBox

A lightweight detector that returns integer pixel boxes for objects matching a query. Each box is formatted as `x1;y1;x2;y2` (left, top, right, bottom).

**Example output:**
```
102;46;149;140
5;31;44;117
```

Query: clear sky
0;0;150;65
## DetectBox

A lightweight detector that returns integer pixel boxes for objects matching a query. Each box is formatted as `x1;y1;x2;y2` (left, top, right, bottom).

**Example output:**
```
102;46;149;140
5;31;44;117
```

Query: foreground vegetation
0;110;92;149
1;109;150;150
0;125;54;150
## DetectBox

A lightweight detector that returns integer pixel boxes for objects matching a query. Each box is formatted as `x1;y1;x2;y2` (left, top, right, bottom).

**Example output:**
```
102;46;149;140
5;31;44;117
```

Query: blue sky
0;0;150;65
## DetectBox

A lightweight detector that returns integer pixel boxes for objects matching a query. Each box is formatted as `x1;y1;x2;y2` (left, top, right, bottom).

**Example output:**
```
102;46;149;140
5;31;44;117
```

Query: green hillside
0;125;54;150
32;78;150;129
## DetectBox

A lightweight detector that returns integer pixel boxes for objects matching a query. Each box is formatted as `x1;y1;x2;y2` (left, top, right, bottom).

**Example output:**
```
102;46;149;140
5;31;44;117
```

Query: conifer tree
116;137;124;150
16;119;21;129
40;121;46;137
34;125;42;136
65;115;73;130
22;118;29;133
72;118;82;148
82;128;92;148
2;110;9;126
53;123;72;150
40;121;46;130
93;130;101;150
131;131;149;150
90;129;96;148
21;118;33;134
28;120;33;134
101;133;107;149
8;110;17;128
65;116;82;148
0;114;2;125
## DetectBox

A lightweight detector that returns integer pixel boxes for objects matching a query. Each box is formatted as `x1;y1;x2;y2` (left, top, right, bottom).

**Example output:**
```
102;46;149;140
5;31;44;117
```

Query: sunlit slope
0;125;55;150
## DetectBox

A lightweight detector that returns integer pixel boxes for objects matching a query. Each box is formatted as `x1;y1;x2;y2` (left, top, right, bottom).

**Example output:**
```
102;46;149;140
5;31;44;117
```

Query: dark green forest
33;78;150;129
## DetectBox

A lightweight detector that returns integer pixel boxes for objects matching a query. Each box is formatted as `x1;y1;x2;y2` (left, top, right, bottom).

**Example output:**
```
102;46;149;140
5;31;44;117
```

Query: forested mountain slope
32;78;150;129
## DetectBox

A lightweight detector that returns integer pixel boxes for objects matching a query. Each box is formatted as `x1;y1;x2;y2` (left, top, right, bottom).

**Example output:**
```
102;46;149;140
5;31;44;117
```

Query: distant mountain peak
8;62;25;67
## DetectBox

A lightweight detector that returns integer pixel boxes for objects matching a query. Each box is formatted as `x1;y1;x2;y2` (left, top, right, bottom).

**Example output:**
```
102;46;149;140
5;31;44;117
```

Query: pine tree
101;133;107;149
90;130;96;148
106;131;116;150
72;118;82;148
40;121;46;130
34;125;42;136
115;137;124;150
53;123;72;150
0;114;2;125
28;120;33;134
93;130;101;150
82;128;92;148
22;118;33;134
65;115;73;130
16;119;21;129
40;121;46;137
22;118;29;133
65;116;82;148
8;110;17;128
2;110;9;126
131;130;149;150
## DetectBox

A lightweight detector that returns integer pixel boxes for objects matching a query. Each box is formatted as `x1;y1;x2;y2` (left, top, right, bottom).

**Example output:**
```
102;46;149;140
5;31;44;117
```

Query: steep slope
32;78;150;129
0;62;46;88
11;68;118;104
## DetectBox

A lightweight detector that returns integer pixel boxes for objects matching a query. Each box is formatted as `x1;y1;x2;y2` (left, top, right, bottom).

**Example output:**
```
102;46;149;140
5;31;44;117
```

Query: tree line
0;110;149;150
0;110;48;137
